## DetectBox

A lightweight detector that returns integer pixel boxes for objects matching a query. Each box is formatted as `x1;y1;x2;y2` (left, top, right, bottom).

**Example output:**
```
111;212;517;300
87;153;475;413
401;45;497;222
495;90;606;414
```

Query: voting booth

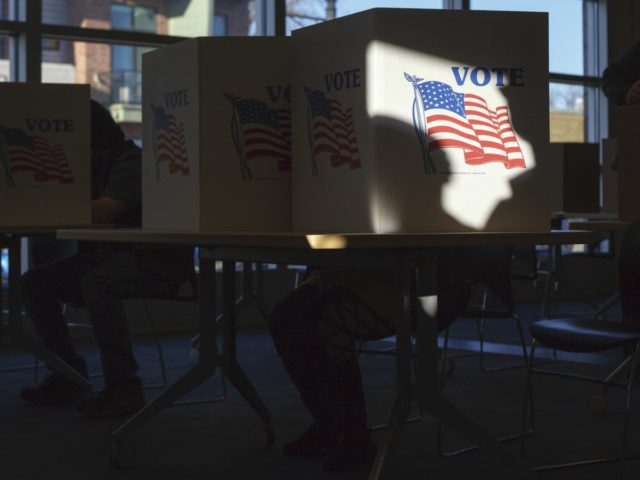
142;37;292;231
292;9;550;233
614;106;640;221
549;143;600;214
0;83;91;227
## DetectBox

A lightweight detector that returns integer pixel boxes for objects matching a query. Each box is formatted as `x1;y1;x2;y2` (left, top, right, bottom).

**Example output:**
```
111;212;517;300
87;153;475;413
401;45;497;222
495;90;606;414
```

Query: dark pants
269;284;392;436
22;252;180;387
267;247;509;433
619;221;640;319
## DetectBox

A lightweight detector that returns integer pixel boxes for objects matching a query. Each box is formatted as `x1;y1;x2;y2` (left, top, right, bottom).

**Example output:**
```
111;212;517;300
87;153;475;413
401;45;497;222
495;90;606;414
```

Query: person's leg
269;284;394;471
77;251;178;418
20;254;103;405
269;284;340;453
619;221;640;319
310;287;393;472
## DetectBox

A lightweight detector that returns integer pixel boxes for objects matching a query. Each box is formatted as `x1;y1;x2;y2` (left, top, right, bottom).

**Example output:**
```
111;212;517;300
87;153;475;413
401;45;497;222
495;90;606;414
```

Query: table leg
112;254;221;445
221;260;272;429
370;253;533;480
111;254;272;453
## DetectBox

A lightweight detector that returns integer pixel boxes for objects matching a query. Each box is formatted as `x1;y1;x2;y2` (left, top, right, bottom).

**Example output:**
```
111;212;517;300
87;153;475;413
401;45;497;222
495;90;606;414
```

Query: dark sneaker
77;380;145;419
282;426;341;458
21;373;87;407
322;435;377;474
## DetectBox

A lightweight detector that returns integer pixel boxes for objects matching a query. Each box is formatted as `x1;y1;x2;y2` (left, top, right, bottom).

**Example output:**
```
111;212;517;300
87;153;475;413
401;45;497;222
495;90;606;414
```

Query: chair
522;318;640;473
35;269;196;390
436;245;534;455
33;266;227;404
439;245;545;375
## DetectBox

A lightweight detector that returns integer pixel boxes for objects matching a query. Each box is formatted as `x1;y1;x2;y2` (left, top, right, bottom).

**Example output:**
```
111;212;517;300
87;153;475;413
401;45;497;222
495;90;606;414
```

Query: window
111;4;156;33
0;35;6;60
0;35;9;80
286;0;443;33
213;13;228;35
42;38;60;50
471;0;584;75
109;5;156;108
42;0;256;37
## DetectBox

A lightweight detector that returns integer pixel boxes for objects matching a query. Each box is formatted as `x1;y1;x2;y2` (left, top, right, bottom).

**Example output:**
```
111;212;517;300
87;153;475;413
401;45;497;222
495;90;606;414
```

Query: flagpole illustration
225;93;252;180
405;73;436;174
0;132;15;187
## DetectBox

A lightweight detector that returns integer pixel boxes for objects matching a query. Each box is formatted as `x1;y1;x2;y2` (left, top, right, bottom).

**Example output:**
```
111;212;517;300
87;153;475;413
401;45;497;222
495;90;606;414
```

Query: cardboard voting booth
0;83;91;227
142;37;292;231
614;106;640;221
549;143;599;214
292;8;550;233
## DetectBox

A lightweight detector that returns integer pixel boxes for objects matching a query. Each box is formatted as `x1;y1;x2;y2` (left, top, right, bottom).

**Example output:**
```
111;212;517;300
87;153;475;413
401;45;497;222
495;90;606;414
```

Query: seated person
20;100;193;418
268;246;506;473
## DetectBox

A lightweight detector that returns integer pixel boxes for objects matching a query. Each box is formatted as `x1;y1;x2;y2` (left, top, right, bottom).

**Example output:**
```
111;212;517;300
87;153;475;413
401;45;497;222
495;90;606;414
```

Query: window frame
0;0;284;83
0;0;608;141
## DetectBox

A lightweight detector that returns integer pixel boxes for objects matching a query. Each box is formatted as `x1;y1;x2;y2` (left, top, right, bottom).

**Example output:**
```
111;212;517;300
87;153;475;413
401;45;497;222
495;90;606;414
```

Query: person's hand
91;196;126;224
626;80;640;105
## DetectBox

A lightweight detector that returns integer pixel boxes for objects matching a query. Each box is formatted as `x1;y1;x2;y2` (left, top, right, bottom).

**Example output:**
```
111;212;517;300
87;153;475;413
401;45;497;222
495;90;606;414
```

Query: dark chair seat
531;318;640;353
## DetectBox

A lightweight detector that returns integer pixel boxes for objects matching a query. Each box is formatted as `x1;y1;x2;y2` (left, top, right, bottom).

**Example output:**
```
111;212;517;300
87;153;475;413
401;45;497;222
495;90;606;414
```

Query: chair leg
479;314;529;373
141;299;168;389
521;339;536;460
436;324;534;457
620;344;640;477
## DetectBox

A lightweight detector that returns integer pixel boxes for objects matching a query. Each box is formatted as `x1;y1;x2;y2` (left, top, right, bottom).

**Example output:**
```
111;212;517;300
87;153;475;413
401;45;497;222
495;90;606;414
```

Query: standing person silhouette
602;41;640;321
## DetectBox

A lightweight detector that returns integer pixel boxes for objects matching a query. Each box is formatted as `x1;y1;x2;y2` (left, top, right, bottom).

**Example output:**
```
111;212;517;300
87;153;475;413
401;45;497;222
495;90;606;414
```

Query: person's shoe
21;373;87;407
77;379;145;419
322;434;377;474
282;425;341;458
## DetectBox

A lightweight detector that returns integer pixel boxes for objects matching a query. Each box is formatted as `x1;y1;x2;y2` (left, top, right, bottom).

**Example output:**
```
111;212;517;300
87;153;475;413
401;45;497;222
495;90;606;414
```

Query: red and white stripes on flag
152;105;190;176
461;94;525;168
415;79;525;169
306;88;361;171
9;135;74;184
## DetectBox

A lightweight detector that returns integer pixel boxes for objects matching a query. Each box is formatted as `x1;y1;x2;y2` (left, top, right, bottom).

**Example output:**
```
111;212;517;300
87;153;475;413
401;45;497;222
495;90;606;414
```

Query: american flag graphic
151;105;189;177
229;95;291;179
305;88;361;177
409;76;525;170
0;127;74;186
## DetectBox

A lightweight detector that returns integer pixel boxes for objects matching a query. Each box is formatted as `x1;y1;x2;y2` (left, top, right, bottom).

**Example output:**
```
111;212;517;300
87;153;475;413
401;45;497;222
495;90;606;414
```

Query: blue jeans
22;252;181;387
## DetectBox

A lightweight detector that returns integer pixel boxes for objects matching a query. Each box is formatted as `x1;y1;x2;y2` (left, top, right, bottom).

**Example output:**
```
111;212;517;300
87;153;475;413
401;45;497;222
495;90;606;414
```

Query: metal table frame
55;229;598;479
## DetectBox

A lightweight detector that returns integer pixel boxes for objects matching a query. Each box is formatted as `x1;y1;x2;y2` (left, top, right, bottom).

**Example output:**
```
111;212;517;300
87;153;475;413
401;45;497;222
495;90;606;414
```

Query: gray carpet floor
1;303;640;480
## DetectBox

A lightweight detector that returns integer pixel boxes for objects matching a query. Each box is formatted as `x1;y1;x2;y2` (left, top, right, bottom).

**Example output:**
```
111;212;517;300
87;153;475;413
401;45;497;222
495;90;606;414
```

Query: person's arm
91;196;127;224
95;142;141;226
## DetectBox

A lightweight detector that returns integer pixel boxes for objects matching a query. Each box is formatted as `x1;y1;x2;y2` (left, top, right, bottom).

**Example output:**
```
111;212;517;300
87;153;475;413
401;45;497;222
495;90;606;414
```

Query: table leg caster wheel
109;441;136;470
251;424;275;449
588;393;608;414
